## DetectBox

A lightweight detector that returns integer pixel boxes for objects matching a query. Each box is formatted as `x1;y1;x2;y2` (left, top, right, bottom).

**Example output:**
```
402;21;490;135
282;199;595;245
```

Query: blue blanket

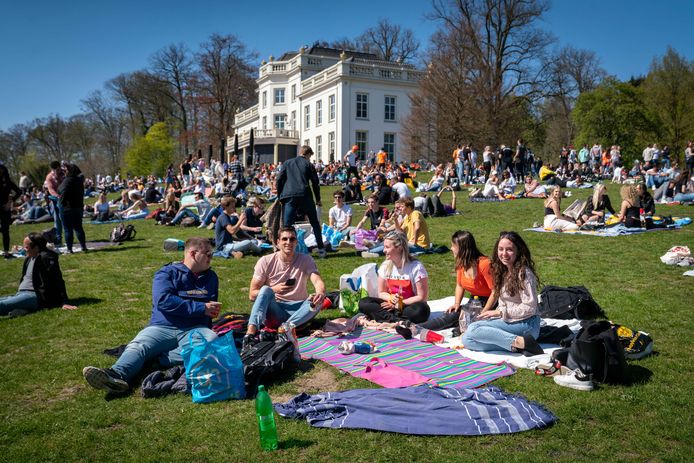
274;384;556;435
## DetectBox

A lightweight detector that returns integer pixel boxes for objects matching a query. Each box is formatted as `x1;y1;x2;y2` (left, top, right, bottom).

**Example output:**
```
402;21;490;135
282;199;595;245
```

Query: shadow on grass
97;244;148;253
623;364;653;386
279;438;314;450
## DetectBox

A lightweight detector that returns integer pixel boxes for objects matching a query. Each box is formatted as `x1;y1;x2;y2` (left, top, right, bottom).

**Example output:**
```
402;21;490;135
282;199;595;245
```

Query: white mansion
229;45;424;165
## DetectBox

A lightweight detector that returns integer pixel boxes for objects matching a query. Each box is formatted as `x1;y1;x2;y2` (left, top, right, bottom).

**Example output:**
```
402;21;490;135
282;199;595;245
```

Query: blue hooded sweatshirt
148;262;219;330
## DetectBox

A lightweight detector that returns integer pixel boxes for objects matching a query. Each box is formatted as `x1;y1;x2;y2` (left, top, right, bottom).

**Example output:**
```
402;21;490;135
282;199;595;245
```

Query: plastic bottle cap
258;385;266;392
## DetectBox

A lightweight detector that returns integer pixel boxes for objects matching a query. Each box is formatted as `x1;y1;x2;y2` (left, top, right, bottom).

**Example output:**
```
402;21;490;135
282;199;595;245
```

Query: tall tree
149;43;194;154
124;122;175;176
196;33;257;148
573;78;658;164
82;90;128;173
642;47;694;163
356;19;420;62
541;45;606;154
0;124;32;174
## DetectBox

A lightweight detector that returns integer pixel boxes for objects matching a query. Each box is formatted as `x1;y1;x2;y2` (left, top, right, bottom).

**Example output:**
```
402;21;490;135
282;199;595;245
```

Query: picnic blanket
275;384;556;435
89;219;123;225
9;240;121;257
298;328;515;388
525;217;691;237
469;197;505;203
426;297;579;369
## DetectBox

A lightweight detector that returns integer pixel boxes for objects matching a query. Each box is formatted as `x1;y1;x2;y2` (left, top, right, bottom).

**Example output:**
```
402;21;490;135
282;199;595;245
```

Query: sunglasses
193;249;213;258
280;236;297;242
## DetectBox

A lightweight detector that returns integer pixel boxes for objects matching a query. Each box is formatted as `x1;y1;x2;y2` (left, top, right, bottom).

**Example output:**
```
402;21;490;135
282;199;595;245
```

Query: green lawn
0;182;692;463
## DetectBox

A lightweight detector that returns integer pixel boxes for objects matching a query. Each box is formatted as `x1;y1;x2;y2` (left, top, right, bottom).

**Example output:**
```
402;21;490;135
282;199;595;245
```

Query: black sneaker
83;366;129;393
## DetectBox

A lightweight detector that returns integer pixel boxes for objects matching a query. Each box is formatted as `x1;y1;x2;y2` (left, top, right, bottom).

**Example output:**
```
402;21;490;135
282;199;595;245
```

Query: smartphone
285;278;296;286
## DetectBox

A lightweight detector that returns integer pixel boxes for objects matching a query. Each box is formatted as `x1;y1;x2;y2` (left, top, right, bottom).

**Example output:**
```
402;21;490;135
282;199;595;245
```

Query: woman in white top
543;185;579;231
461;231;543;356
482;172;506;199
358;231;430;324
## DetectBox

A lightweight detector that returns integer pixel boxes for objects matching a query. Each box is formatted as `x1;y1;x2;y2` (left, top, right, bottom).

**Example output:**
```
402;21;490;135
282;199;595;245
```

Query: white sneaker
361;251;380;258
553;369;594;391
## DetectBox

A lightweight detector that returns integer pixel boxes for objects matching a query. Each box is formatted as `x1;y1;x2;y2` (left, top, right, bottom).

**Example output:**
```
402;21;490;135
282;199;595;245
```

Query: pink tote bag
353;358;433;388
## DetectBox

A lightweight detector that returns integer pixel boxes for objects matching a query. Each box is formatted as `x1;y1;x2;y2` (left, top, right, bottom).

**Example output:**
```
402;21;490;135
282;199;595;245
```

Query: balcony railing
234;104;258;125
227;128;300;148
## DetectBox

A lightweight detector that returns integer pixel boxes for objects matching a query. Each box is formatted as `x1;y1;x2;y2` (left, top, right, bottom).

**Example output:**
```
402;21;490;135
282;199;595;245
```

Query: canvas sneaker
554;368;594;391
82;366;129;393
361;251;380;258
317;248;328;259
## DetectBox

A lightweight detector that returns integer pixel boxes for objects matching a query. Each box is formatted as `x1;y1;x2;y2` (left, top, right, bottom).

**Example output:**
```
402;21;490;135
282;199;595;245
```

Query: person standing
276;145;326;258
376;147;388;171
44;161;65;246
83;237;220;394
344;145;359;179
1;164;21;258
58;164;88;253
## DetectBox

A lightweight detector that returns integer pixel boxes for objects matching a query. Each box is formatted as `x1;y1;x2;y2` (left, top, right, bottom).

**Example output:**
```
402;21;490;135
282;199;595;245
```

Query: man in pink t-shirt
244;226;326;347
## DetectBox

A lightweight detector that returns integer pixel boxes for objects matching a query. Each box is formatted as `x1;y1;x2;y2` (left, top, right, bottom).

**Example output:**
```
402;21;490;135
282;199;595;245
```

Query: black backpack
538;285;604;320
240;340;296;397
553;321;628;384
110;223;137;243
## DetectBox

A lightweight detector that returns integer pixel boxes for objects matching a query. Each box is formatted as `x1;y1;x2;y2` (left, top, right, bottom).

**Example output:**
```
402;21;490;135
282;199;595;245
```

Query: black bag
110;223;137;243
538;285;604;320
240;340;296;397
557;321;627;384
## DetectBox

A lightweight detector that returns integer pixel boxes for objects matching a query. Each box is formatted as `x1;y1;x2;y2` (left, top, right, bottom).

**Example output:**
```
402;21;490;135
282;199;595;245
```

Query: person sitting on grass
521;175;547;198
636;183;655;216
395;230;492;342
615;185;642;228
543;185;579;231
92;191;114;222
214;195;262;258
353;193;389;234
461;231;543;356
167;192;209;226
237;196;266;240
363;197;430;256
580;183;615;225
358;231;430;324
83;237;221;394
0;232;77;317
328;190;354;236
119;190;149;220
243;226;326;348
343;176;364;204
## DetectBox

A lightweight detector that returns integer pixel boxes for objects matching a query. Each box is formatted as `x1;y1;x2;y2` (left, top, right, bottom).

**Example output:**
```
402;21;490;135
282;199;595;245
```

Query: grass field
0;181;692;463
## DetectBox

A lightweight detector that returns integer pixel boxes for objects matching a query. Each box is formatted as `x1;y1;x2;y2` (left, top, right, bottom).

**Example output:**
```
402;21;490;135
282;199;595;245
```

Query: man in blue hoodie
82;237;221;394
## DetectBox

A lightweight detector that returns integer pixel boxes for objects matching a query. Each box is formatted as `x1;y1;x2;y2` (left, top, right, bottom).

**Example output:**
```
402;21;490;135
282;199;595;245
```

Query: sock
418;328;444;343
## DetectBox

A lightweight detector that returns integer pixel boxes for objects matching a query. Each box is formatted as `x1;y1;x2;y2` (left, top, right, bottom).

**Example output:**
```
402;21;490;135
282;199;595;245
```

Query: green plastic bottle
255;385;278;451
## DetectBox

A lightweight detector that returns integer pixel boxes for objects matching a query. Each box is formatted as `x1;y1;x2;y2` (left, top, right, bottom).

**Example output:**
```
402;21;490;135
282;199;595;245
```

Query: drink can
353;341;376;354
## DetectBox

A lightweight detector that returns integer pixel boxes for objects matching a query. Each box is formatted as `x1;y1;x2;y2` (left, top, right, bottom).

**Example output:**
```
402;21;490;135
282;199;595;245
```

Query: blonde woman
358;231;430;324
543;186;579;231
581;184;615;224
615;185;641;228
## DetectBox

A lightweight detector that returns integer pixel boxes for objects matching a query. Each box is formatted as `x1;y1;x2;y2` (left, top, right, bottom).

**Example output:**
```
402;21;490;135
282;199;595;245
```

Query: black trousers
358;297;430;324
1;209;11;252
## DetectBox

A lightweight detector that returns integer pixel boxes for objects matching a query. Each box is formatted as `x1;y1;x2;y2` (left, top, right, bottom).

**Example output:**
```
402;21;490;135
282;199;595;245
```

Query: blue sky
1;0;691;130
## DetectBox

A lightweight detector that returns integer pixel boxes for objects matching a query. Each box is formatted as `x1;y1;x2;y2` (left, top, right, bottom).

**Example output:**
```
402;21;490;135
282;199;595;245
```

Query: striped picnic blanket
299;328;514;388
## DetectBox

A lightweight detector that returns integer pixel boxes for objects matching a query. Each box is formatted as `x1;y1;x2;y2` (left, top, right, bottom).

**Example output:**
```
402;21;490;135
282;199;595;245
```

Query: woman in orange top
397;230;493;335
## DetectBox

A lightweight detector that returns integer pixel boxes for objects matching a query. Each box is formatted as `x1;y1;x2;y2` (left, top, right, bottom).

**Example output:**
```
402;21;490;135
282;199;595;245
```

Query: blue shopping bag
181;329;246;403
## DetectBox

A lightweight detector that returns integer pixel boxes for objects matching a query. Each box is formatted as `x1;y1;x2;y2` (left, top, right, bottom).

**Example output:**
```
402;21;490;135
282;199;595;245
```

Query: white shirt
344;150;355;165
329;203;352;229
391;182;411;198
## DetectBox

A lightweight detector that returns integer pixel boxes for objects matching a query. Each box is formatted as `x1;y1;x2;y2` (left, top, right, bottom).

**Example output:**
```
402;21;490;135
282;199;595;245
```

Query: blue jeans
674;192;694;203
201;206;222;226
646;175;666;189
49;196;63;244
171;208;200;225
456;161;464;184
214;240;261;257
248;286;318;329
461;315;540;352
0;291;39;316
111;324;217;382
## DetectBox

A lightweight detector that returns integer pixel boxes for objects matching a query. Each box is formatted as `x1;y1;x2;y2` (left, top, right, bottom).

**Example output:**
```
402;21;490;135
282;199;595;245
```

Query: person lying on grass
83;237;220;394
0;232;77;317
